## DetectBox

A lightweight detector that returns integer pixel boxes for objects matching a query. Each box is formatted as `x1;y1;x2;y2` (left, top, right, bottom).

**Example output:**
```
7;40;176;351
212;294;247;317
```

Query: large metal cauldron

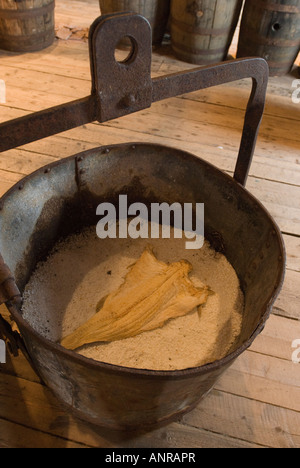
0;14;285;430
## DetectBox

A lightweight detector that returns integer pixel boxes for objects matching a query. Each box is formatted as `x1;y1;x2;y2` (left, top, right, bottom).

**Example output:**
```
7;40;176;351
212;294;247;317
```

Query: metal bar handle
0;257;35;367
151;58;269;186
0;13;269;188
0;254;23;358
90;13;269;186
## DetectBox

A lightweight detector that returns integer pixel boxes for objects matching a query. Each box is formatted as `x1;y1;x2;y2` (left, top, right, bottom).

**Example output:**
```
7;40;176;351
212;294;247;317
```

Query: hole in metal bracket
272;23;281;32
114;36;137;64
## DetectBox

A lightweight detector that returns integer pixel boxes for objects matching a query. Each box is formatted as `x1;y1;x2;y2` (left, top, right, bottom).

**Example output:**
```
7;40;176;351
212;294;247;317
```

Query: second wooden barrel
237;0;300;76
99;0;171;45
0;0;55;52
170;0;243;64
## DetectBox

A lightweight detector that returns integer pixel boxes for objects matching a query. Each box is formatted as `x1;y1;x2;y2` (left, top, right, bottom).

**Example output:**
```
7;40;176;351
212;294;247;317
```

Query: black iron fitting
0;255;21;305
0;314;20;357
0;254;22;356
90;13;153;121
0;13;268;188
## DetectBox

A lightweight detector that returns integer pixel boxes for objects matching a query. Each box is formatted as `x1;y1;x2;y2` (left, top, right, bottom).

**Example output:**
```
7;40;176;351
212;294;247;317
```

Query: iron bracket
0;254;21;306
90;12;153;122
0;12;269;187
0;254;22;357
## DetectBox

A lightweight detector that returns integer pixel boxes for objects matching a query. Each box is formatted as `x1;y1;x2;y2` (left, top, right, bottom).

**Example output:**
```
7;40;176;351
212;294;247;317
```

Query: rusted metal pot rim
3;142;286;380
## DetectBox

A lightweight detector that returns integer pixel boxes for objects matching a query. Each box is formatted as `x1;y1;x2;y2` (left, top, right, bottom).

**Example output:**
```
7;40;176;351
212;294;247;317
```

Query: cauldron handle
91;13;269;186
151;58;269;186
0;254;30;360
0;13;268;187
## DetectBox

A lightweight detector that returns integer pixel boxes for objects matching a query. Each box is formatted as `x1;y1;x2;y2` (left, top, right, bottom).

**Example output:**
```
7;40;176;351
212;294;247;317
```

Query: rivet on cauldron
77;156;84;162
79;169;85;175
18;183;24;190
44;168;51;174
121;94;136;108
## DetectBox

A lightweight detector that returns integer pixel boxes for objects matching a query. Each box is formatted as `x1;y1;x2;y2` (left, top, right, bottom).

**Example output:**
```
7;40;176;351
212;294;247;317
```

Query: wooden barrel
99;0;171;45
237;0;300;76
170;0;243;65
0;0;55;53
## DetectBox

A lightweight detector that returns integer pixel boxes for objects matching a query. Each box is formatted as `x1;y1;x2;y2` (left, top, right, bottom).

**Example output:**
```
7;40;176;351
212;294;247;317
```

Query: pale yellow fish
61;247;210;350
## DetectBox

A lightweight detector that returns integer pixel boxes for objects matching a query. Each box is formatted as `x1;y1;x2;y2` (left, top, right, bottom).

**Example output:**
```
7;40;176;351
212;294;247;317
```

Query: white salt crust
22;225;244;370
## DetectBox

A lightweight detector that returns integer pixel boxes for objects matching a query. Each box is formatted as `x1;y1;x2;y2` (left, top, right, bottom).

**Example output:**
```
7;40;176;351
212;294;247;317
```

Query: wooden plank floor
0;0;299;448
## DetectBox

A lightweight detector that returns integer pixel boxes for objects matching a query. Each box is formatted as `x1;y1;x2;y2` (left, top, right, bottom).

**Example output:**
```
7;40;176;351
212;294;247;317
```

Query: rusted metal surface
0;96;97;156
0;254;23;357
99;0;171;46
0;13;285;430
0;254;20;303
0;142;286;430
0;13;268;187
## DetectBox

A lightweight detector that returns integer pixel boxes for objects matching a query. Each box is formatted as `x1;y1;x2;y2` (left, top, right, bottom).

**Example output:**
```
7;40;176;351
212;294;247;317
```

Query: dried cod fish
61;247;210;350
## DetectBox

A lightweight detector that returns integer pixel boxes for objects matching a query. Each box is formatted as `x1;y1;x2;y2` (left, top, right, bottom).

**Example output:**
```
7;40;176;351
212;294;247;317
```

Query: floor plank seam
177;418;268;448
213;387;300;415
181;95;300;124
0;415;93;448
